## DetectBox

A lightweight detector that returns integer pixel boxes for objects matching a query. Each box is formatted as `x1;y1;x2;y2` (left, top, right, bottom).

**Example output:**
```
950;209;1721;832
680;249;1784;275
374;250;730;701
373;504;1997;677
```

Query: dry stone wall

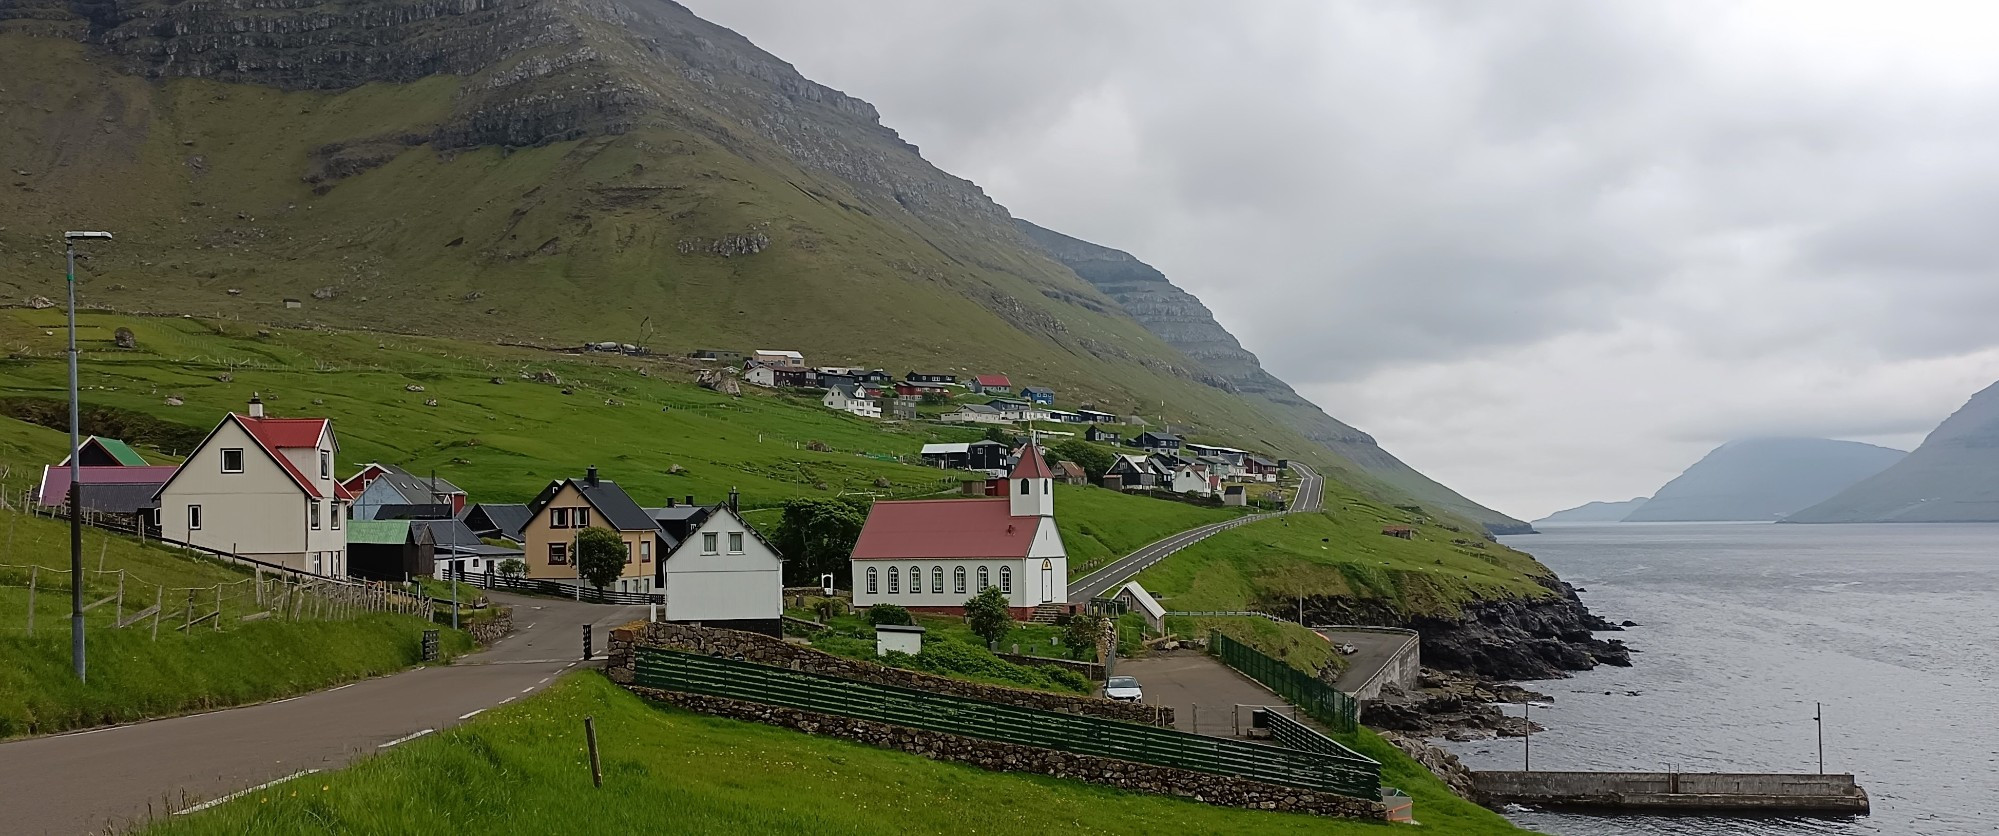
608;621;1170;726
629;687;1385;821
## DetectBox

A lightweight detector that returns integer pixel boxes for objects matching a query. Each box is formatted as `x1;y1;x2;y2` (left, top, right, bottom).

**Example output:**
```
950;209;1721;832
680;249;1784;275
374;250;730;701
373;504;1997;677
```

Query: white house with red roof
850;440;1068;616
154;396;353;576
967;373;1012;395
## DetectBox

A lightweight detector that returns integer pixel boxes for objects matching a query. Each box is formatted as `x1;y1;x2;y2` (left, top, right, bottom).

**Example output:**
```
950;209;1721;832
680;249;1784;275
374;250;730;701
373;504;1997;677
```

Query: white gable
661;507;782;623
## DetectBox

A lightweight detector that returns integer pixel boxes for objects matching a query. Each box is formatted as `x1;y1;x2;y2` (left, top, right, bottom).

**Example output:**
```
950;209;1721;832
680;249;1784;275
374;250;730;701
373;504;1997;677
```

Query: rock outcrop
1308;578;1628;682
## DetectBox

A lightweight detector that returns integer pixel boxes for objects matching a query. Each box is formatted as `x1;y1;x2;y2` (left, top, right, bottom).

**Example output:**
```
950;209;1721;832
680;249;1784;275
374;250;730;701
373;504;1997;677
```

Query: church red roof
850;498;1042;560
1009;441;1053;479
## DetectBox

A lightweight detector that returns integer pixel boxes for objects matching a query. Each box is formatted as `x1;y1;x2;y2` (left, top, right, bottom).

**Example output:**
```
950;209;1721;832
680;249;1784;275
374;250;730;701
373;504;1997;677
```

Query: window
932;566;944;593
887;566;899;594
954;566;966;594
1044;481;1050;494
1000;566;1012;594
702;532;719;554
220;448;244;473
548;542;568;565
640;540;652;563
188;504;203;531
910;566;921;594
319;450;330;479
728;532;744;554
550;507;570;528
623;541;634;564
1019;478;1029;495
310;500;321;530
977;565;989;590
574;507;590;527
867;566;878;594
332;503;341;530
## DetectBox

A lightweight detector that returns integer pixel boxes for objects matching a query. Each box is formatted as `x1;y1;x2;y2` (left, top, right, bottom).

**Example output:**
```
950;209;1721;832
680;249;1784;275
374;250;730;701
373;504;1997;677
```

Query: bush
963;587;1012;647
866;604;913;626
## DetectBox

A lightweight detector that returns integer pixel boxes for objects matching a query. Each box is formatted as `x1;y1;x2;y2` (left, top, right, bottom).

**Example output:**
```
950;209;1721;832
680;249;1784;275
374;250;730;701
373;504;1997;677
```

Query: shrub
866;604;913;626
963;587;1012;647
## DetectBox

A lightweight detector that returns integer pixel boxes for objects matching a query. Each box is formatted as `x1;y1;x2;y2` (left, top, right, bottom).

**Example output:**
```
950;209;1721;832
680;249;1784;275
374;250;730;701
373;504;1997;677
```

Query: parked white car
1103;675;1144;702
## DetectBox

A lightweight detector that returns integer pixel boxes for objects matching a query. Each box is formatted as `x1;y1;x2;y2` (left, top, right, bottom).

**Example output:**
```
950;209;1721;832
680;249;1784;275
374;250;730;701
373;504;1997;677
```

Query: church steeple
1008;440;1055;518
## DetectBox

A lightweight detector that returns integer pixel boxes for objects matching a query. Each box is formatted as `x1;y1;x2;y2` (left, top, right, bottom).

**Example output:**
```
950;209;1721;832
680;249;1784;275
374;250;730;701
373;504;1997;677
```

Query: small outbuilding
875;623;926;657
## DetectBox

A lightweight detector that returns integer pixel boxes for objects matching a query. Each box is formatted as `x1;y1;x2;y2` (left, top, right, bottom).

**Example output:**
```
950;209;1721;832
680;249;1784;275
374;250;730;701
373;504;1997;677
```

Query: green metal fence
635;646;1380;799
1210;631;1359;733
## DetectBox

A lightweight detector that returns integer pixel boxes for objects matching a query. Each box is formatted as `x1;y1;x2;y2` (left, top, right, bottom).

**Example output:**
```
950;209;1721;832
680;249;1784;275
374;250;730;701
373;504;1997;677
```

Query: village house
1168;463;1219;497
752;349;806;368
460;503;531;542
1104;453;1164;490
1221;485;1248;507
419;517;522;580
850;441;1068;617
692;348;747;367
889;397;918;421
154;396;352;576
1044;408;1084;423
746;365;817;388
652;494;783;636
905;371;957;384
892;380;953;398
967;373;1012;395
822;383;883;419
521;467;666;594
1243;456;1281;483
857;369;894;385
343;463;467;520
986;398;1051;422
1135;430;1183;453
1053;460;1090;486
919;440;1011;471
37;436;177;522
1075;409;1119;424
938;403;1011;425
1019;386;1056;405
1084;424;1122;444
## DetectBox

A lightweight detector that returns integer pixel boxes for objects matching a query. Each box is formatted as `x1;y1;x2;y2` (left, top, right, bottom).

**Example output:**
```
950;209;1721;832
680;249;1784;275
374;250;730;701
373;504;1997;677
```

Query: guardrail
635;646;1380;799
1211;631;1359;733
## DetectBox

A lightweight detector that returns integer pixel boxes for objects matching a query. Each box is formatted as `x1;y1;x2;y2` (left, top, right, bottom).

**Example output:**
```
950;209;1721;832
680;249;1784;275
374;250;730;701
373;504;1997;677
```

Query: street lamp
64;230;112;683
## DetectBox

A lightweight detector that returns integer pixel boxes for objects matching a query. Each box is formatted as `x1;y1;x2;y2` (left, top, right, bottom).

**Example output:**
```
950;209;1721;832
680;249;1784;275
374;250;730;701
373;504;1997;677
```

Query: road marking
458;709;485;720
538;677;550;684
521;687;535;693
328;684;353;692
498;697;516;704
525;622;536;629
174;769;319;815
378;729;435;749
53;726;116;739
565;662;577;669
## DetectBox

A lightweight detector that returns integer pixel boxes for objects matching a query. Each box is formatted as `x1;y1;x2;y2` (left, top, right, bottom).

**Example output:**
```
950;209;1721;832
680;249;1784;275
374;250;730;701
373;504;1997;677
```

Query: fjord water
1454;523;1999;836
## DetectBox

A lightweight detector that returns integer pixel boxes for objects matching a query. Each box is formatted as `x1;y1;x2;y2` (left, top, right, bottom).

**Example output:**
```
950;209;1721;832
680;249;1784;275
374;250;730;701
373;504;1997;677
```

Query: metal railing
635;646;1379;799
1211;631;1359;733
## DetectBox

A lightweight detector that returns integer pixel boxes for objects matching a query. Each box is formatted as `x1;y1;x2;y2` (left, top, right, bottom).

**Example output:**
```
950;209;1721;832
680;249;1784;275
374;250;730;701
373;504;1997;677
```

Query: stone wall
629;686;1384;821
467;606;512;646
608;620;1170;726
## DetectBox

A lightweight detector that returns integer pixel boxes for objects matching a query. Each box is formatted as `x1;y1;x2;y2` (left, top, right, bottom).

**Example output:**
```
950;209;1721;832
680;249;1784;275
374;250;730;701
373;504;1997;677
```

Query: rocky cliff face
1306;578;1629;681
1788;381;1999;523
1016;219;1532;535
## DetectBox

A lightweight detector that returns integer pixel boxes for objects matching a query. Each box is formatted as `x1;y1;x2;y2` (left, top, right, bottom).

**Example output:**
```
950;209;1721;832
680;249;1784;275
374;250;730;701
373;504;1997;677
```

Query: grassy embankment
787;606;1104;695
138;673;1530;835
1139;478;1556;674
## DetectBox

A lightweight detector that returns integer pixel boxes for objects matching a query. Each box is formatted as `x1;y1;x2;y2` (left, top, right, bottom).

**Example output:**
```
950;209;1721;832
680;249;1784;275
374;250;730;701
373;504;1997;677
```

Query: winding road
1067;462;1323;602
2;592;644;836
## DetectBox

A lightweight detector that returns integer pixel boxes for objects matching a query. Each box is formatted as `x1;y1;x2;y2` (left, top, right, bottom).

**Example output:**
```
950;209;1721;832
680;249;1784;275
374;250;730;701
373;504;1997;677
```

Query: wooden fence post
183;589;196;632
214;585;222;631
151;585;164;640
585;716;603;788
115;569;125;621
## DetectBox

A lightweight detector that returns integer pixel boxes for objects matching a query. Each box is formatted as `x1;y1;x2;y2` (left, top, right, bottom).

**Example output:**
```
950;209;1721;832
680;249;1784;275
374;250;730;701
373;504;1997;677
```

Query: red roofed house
154;395;354;576
850;440;1067;616
967;373;1012;395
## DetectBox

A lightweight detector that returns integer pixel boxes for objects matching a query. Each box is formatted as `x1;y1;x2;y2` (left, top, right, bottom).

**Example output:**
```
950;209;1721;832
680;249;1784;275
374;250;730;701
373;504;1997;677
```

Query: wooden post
183;589;196;632
25;566;36;636
214;585;222;631
115;569;125;621
151;585;164;640
584;716;603;788
254;568;263;607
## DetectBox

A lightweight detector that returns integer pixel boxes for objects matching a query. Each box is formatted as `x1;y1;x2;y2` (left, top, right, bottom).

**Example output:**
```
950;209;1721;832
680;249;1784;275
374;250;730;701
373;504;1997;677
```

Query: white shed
875;624;925;656
1113;581;1167;635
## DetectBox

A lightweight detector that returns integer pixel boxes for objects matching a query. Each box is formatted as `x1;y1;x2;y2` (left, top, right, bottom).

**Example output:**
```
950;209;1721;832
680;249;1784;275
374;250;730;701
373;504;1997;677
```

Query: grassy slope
140;673;1525;835
1052;484;1245;576
799;609;1092;695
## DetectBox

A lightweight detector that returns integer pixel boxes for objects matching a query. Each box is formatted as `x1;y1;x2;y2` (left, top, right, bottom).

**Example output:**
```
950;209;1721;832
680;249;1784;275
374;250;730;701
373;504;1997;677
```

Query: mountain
1787;382;1999;523
1622;438;1905;522
1014;221;1531;534
1535;498;1649;525
0;0;1518;530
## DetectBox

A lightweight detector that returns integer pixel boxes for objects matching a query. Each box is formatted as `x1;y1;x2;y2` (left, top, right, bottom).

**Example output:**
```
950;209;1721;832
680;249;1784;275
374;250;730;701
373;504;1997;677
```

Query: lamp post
63;230;113;683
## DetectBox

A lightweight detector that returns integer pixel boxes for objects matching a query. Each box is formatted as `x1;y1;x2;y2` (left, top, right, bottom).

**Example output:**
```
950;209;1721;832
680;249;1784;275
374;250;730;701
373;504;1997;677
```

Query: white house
1169;464;1219;497
821;384;882;419
658;503;784;637
752;349;805;367
744;366;777;388
154;396;353;576
938;403;1012;425
850;441;1068;617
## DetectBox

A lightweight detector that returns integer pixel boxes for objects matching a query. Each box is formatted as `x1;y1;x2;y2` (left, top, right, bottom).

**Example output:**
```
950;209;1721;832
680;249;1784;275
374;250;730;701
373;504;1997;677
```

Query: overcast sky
685;0;1999;519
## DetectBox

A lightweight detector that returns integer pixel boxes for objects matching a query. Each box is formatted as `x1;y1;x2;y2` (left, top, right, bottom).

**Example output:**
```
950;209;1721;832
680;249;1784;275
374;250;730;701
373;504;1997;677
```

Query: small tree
982;426;1013;445
574;527;628;592
1052;439;1115;482
867;603;914;626
773;497;869;586
918;391;950;406
497;558;526;579
1062;612;1107;659
964;586;1013;647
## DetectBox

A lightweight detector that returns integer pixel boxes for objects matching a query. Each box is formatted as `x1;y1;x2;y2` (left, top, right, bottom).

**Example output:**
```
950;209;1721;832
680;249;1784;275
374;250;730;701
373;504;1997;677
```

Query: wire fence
0;558;431;640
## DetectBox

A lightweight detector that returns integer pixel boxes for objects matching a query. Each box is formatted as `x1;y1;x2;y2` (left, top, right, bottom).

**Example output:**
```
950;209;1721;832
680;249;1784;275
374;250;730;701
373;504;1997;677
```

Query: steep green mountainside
1623;437;1905;522
1788;381;1999;523
1015;220;1530;533
0;0;1504;531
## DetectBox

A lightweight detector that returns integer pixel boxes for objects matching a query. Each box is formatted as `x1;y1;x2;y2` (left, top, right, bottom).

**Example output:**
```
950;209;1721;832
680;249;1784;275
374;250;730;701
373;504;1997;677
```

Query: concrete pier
1475;771;1870;814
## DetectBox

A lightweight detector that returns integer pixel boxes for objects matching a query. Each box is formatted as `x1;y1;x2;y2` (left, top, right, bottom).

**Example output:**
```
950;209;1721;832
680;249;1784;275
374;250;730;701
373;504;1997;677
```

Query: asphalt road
1066;463;1325;602
2;592;645;836
1319;628;1418;694
1114;651;1302;737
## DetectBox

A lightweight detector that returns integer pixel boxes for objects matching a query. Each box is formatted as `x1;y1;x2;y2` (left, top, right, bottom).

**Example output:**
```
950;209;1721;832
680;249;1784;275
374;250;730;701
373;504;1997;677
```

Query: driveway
1318;628;1417;694
1113;651;1300;737
0;591;644;835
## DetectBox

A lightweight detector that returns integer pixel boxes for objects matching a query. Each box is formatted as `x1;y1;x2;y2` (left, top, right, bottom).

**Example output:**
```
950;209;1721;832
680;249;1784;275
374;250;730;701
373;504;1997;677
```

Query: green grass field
137;673;1528;835
792;606;1100;694
1052;485;1245;576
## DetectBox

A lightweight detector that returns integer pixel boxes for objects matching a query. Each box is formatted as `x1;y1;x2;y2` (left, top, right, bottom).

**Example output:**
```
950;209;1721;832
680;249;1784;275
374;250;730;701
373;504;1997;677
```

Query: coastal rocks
1378;732;1480;801
1365;674;1545;740
1409;580;1630;681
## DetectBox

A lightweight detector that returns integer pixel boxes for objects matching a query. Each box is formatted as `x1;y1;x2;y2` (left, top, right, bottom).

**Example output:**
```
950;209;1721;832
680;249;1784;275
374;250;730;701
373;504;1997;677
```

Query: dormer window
320;450;330;479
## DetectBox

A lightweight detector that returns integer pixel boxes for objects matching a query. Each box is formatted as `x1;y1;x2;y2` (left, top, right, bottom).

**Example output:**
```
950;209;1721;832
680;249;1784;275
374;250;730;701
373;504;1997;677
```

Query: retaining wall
608;620;1169;726
1316;625;1421;702
1475;771;1869;813
466;606;513;646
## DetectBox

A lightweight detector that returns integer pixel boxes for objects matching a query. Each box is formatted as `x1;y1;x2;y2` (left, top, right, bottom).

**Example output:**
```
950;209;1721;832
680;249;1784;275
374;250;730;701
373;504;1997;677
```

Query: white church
849;440;1069;616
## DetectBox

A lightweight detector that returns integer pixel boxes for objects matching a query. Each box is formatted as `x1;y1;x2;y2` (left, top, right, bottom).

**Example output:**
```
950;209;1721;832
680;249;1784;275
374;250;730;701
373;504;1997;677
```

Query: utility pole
1815;702;1824;774
1523;700;1532;772
63;230;113;683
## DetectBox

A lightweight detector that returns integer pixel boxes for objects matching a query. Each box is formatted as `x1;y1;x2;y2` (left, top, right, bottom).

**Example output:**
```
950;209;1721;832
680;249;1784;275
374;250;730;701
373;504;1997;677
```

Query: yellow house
522;467;665;594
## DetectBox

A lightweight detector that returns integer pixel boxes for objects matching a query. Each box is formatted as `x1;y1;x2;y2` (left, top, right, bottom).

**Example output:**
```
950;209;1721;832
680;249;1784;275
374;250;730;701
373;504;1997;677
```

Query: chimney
685;495;695;507
728;487;739;513
585;465;599;487
665;498;675;508
247;393;265;419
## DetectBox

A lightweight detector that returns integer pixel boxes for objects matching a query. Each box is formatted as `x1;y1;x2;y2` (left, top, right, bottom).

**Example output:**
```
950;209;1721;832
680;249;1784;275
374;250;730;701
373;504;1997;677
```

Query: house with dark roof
1053;460;1089;486
1020;386;1056;405
850;441;1067;616
460;503;531;542
346;519;435;583
919;440;1010;471
154;395;354;576
967;373;1012;395
344;463;468;520
905;371;957;385
417;517;523;580
1136;430;1183;452
38;436;173;520
521;466;667;595
1084;424;1122;444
